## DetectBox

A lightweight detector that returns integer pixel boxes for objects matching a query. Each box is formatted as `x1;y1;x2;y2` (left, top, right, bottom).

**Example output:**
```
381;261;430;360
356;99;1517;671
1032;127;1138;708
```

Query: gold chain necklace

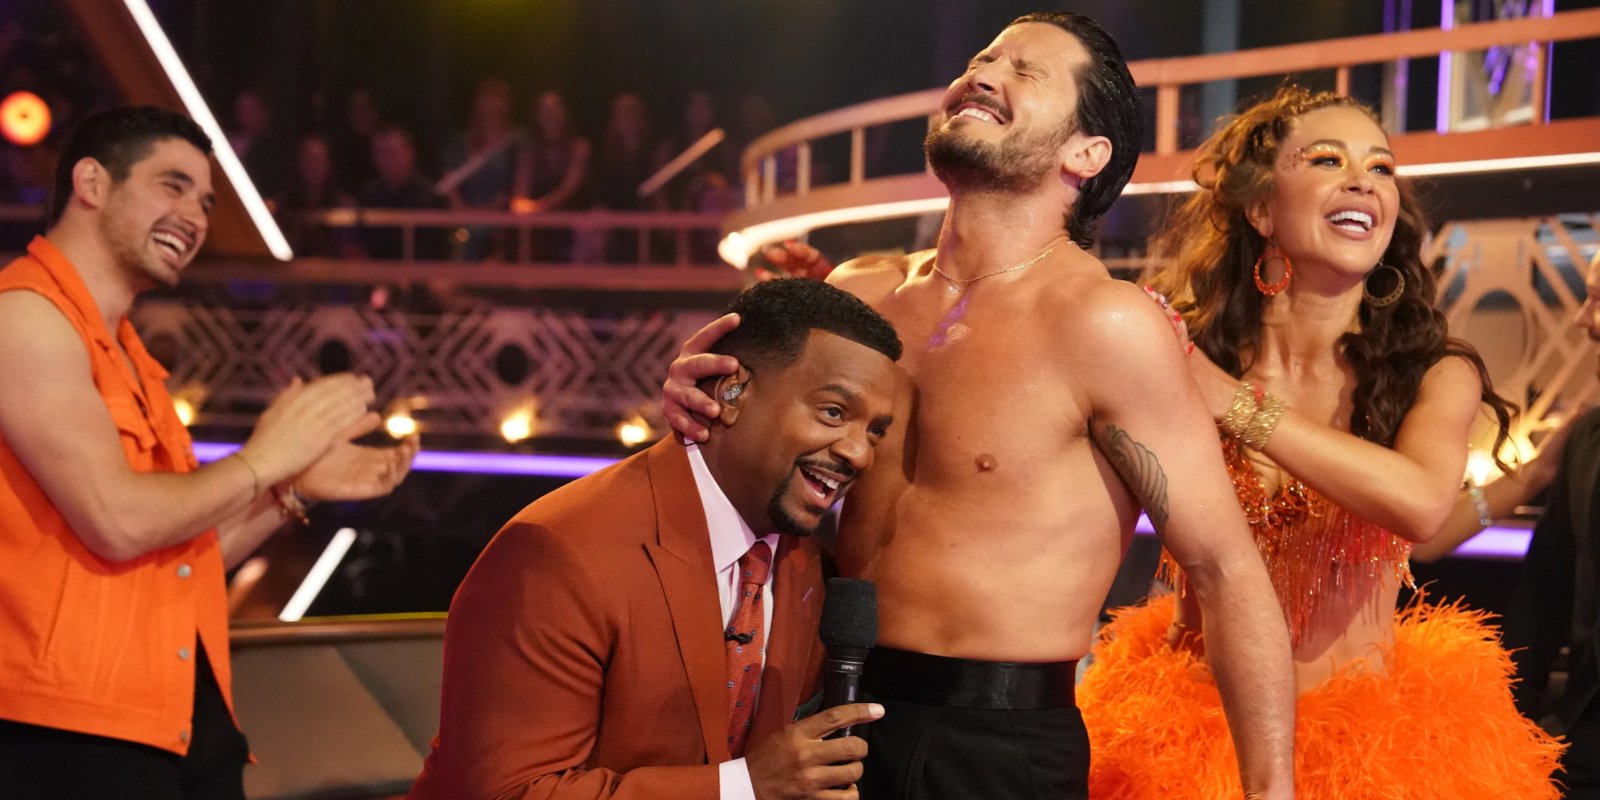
930;236;1072;286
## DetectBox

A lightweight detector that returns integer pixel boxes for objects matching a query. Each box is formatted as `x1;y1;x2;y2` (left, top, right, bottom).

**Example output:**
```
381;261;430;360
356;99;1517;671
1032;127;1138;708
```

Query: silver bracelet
1467;485;1492;528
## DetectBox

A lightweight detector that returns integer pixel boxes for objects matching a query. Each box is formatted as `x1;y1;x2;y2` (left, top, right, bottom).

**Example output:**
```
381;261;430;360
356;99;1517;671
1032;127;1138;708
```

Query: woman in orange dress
1079;86;1564;799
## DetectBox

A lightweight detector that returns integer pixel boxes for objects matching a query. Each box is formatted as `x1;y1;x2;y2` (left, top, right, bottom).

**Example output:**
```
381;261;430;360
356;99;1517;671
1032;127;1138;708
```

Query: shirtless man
665;13;1294;799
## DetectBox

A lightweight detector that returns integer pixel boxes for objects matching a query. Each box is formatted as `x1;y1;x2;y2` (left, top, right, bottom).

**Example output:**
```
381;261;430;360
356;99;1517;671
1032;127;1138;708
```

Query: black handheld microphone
818;577;878;740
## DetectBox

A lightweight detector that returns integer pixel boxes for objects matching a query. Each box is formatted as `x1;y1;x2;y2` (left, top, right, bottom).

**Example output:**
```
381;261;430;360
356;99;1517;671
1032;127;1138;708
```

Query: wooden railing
2;205;735;282
302;208;725;266
726;8;1600;262
231;615;445;647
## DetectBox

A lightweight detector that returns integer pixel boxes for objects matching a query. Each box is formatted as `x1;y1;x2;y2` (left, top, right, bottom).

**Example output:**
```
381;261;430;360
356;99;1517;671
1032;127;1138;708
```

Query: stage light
500;408;536;443
279;528;358;622
1466;449;1497;487
0;92;51;146
122;0;294;261
615;415;653;448
168;382;207;428
385;411;418;439
721;198;948;268
172;398;197;427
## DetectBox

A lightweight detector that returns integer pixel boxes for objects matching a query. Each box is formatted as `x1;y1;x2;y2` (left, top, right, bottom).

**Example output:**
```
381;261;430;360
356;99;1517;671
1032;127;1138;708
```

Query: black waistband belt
862;646;1077;710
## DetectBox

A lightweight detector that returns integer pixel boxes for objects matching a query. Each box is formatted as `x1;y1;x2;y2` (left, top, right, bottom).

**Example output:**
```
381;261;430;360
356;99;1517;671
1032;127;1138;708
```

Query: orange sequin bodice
1163;432;1414;647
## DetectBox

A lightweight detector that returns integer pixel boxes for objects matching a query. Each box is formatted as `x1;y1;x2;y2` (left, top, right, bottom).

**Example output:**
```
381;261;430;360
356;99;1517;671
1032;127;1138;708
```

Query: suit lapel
754;536;821;735
641;439;731;763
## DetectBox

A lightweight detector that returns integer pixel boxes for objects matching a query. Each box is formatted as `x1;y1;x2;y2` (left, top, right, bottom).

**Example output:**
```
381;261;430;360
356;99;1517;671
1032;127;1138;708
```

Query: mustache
796;457;856;482
950;92;1010;123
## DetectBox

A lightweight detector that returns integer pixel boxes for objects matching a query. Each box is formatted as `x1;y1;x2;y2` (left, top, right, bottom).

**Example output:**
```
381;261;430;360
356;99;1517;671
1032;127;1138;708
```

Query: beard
765;457;855;537
99;195;182;291
925;118;1073;193
766;471;818;537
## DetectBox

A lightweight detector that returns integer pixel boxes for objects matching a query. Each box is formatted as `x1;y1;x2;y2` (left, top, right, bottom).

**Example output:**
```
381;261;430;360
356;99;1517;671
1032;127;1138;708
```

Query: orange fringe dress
1079;434;1565;799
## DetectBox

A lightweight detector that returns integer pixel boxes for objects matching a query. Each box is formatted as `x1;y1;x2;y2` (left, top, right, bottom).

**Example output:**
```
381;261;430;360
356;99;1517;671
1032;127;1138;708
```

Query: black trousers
1562;705;1600;799
857;647;1089;800
0;643;249;800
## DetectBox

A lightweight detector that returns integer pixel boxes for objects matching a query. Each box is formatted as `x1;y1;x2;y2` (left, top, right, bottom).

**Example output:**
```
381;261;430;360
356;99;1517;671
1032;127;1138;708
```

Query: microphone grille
819;577;878;649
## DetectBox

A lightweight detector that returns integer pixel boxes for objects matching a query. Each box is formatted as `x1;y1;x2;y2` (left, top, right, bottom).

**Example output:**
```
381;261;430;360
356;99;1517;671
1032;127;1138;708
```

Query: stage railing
1;204;729;268
301;207;725;266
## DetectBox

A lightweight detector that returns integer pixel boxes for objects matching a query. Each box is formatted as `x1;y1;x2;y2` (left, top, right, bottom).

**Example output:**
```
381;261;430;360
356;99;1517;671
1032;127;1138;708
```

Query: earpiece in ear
722;384;744;403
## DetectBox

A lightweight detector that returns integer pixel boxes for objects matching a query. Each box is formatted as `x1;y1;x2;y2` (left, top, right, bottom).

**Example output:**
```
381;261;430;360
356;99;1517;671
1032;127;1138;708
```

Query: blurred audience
274;134;357;258
512;90;590;261
442;78;527;260
3;62;776;266
333;89;382;197
228;89;289;199
654;89;732;211
358;126;447;260
594;92;661;262
654;90;738;260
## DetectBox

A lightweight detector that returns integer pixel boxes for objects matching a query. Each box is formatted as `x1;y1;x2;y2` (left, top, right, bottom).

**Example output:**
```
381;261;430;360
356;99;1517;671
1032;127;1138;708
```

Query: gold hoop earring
1363;263;1405;308
1253;241;1292;297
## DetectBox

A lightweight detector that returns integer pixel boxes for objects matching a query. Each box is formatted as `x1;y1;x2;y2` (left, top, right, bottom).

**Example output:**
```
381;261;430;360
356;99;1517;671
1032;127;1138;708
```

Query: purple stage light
192;441;619;479
193;441;1534;559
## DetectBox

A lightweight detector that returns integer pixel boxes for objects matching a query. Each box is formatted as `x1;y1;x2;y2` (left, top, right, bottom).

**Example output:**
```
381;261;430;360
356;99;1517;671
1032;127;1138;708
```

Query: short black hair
1009;12;1143;248
50;105;211;225
710;279;902;377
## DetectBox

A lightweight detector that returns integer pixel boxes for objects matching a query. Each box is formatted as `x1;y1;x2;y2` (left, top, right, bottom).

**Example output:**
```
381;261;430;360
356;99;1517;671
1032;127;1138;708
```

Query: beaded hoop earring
1363;263;1405;308
1252;241;1293;297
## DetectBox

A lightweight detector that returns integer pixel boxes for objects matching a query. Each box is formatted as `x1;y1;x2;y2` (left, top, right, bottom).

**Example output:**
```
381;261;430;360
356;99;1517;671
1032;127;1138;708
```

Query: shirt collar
27;236;116;350
25;236;190;465
685;442;766;574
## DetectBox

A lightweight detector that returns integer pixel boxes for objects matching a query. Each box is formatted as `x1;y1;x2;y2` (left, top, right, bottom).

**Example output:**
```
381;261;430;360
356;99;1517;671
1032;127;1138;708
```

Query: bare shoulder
0;290;84;362
1416;353;1488;404
1045;276;1180;364
828;249;928;305
1424;353;1483;385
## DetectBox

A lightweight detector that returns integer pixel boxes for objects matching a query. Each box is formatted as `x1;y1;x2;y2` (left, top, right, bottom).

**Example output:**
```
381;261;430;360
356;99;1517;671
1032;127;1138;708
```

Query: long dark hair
1147;86;1514;458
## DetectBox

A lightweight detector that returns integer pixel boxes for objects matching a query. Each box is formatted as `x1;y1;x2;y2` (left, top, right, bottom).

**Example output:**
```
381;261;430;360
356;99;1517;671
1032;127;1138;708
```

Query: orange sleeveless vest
0;236;233;755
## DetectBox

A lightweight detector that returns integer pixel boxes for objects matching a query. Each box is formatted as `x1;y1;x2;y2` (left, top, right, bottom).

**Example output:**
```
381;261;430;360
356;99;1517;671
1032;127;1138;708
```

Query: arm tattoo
1093;420;1170;529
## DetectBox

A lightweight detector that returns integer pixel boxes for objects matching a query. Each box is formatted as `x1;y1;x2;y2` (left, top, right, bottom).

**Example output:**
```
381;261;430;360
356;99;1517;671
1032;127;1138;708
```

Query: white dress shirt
685;443;779;800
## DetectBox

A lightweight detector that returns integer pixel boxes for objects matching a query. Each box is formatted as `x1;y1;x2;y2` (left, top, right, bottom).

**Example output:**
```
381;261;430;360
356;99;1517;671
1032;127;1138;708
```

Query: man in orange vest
0;105;418;799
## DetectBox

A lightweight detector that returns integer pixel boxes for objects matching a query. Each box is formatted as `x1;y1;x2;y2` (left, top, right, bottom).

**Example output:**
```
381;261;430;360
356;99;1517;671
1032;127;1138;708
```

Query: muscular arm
430;523;719;799
0;291;266;562
1073;284;1294;799
0;291;374;564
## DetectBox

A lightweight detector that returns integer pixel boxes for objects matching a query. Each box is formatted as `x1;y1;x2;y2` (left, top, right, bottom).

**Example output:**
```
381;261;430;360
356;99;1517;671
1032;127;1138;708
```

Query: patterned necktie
725;539;773;757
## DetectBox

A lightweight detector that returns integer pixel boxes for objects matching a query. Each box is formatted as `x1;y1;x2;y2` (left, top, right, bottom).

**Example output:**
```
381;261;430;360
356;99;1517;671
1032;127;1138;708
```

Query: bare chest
881;290;1086;479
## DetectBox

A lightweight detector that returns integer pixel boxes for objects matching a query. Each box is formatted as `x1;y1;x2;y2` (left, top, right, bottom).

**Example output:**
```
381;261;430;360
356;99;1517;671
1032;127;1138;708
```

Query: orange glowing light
0;92;51;146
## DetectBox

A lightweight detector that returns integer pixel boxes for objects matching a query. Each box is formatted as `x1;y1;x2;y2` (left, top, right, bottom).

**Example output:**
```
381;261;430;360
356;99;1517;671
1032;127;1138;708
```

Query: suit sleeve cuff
719;757;756;800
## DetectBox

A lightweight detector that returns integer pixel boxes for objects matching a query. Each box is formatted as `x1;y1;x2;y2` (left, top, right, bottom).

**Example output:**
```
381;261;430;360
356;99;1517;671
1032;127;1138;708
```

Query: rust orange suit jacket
409;438;826;799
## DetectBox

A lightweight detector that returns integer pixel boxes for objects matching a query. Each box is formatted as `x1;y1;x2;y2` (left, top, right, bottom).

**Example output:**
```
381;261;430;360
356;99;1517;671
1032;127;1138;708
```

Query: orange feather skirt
1079;593;1565;799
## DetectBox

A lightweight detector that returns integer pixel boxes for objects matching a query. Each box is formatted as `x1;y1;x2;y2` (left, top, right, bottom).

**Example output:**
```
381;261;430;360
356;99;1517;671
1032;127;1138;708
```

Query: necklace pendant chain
932;236;1073;286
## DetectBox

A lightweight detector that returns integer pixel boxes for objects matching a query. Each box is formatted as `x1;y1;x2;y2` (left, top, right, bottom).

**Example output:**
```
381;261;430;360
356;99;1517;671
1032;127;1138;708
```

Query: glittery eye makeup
1296;143;1345;168
1287;142;1396;177
1364;154;1396;177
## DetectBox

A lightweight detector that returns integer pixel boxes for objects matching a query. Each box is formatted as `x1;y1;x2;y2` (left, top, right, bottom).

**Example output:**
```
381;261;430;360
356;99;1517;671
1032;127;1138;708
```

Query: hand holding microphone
745;578;882;800
819;578;877;740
